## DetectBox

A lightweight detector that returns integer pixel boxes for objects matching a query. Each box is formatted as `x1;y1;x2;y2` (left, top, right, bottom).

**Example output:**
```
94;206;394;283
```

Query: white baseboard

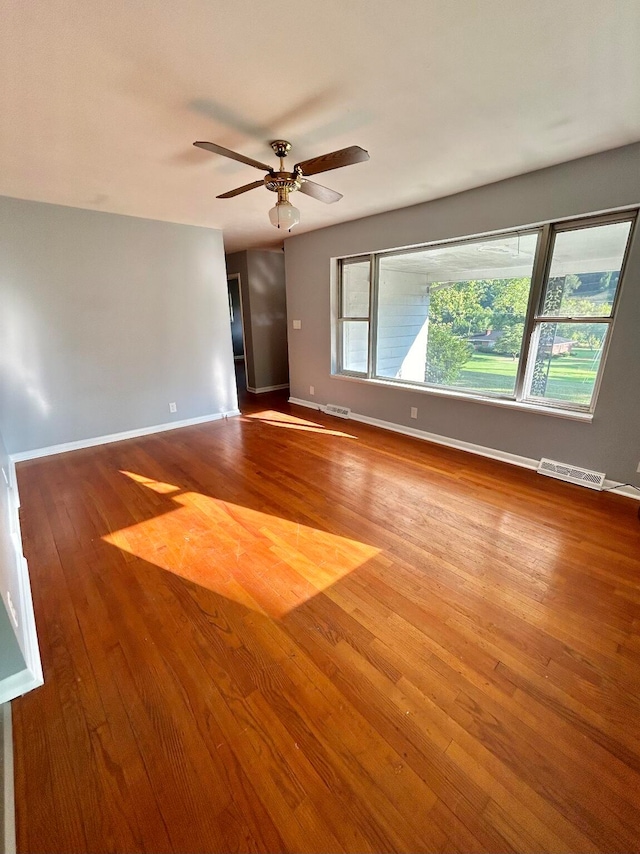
247;384;290;394
289;396;538;470
10;410;241;463
10;548;42;694
0;458;43;707
8;455;43;686
2;703;16;854
288;397;323;412
288;396;640;501
601;481;640;500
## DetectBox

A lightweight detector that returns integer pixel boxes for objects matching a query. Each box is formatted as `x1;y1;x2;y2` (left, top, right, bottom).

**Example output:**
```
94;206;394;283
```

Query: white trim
288;397;323;412
0;458;43;702
351;410;539;470
289;395;536;469
10;548;42;692
0;668;40;707
601;481;640;501
2;703;16;854
9;410;241;463
330;373;594;423
6;463;19;511
288;396;640;501
246;384;290;394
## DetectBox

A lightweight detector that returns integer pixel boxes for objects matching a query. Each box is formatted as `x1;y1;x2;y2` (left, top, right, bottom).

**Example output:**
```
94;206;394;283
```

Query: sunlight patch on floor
119;470;182;494
102;472;378;617
244;409;357;439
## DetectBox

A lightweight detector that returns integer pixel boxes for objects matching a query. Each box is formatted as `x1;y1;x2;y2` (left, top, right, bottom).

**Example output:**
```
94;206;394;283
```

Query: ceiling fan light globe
269;200;300;231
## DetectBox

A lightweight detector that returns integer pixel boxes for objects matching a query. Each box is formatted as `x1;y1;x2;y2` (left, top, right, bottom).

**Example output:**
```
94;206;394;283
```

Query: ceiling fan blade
193;141;272;172
298;180;343;204
216;180;264;199
294;145;369;177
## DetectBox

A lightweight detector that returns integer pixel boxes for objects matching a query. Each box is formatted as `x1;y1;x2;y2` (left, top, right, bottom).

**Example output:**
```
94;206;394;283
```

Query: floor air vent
537;458;606;490
324;404;351;419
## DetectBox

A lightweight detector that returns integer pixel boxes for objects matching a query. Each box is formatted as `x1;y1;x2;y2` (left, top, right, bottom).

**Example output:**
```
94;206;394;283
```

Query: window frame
521;213;635;412
334;210;637;416
336;255;374;378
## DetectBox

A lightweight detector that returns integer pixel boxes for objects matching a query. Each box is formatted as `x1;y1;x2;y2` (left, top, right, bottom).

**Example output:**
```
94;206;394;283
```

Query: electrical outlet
410;407;418;419
7;591;18;628
169;402;177;413
293;319;301;329
310;386;315;396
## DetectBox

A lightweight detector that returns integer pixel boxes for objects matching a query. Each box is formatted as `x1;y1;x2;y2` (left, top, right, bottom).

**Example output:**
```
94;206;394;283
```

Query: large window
335;212;635;414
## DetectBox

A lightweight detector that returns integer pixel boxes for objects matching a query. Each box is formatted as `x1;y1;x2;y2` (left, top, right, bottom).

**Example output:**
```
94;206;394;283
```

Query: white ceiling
1;0;639;253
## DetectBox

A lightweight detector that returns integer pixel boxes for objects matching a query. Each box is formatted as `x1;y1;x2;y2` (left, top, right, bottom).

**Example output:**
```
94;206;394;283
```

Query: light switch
293;319;301;329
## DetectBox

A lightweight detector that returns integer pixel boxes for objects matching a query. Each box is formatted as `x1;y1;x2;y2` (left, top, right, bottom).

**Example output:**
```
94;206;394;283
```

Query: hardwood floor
12;394;640;853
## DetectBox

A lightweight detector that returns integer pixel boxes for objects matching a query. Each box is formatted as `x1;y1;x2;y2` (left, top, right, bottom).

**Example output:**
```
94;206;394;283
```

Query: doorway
227;273;247;397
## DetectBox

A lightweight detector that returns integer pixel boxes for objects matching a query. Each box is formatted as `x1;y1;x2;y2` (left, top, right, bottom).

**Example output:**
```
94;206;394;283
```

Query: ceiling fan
193;139;369;230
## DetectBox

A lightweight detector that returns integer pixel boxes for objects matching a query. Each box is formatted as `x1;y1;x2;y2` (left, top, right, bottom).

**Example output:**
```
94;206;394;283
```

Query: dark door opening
227;273;247;396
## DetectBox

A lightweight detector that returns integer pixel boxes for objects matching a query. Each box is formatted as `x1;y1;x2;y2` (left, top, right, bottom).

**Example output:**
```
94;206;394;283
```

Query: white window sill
331;372;594;422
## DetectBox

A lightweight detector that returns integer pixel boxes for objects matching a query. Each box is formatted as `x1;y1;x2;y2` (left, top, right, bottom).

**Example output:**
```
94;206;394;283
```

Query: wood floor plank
11;391;640;852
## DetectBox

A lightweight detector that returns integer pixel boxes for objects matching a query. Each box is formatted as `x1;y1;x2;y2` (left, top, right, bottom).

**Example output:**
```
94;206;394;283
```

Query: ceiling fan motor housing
264;172;301;193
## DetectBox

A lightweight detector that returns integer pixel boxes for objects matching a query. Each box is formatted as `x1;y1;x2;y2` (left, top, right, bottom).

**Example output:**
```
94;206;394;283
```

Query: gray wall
285;143;640;485
226;250;289;391
0;611;24;684
0;197;237;454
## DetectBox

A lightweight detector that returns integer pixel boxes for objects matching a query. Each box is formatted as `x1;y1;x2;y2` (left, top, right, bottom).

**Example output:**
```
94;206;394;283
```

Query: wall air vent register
537;458;606;490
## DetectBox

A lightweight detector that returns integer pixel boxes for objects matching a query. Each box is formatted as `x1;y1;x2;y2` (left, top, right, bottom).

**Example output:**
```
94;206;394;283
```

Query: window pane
341;260;370;317
541;221;631;318
526;322;607;407
376;232;538;394
342;321;369;373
